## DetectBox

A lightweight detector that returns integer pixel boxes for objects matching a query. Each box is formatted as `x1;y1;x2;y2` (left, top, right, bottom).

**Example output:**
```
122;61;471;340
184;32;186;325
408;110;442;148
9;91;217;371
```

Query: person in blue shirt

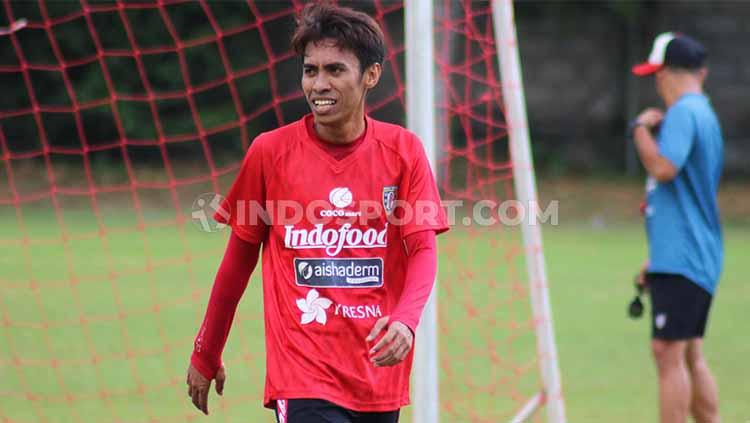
631;32;723;423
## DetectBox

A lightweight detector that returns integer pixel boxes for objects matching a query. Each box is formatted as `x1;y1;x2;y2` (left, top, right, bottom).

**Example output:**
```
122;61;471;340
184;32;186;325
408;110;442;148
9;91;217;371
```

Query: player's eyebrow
303;61;348;70
323;62;348;71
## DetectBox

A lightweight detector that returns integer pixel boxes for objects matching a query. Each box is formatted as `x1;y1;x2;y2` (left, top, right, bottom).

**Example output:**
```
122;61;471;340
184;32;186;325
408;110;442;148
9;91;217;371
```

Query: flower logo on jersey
383;186;397;215
329;187;353;208
296;289;333;325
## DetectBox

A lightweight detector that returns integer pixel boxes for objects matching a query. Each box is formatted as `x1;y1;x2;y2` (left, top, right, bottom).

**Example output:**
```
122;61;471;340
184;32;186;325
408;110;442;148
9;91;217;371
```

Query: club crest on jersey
383;186;397;215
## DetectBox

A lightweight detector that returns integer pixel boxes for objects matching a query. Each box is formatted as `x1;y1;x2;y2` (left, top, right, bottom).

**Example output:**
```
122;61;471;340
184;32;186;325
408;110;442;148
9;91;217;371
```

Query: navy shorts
275;399;400;423
647;273;713;340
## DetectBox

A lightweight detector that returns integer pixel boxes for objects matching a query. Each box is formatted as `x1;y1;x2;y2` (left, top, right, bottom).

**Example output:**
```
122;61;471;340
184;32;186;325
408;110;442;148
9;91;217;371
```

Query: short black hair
291;2;386;73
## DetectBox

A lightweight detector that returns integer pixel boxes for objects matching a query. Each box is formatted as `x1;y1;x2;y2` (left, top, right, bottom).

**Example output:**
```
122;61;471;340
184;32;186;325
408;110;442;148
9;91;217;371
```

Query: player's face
655;68;683;101
302;40;381;128
655;69;668;99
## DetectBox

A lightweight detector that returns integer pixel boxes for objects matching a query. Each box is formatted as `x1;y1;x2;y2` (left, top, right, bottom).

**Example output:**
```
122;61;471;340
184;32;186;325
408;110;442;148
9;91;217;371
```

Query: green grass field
1;203;748;422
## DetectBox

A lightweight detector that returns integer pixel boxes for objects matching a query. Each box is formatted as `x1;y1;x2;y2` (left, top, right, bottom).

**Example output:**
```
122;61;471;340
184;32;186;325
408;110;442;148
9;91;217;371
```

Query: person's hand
366;317;414;367
635;108;664;129
635;261;649;289
186;363;225;415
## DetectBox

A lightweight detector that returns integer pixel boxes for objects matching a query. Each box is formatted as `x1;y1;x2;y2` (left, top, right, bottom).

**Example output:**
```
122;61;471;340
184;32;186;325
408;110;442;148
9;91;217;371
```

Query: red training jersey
216;114;448;412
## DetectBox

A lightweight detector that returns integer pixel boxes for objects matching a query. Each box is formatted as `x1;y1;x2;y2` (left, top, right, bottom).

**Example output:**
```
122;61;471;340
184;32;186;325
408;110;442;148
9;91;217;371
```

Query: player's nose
312;74;332;92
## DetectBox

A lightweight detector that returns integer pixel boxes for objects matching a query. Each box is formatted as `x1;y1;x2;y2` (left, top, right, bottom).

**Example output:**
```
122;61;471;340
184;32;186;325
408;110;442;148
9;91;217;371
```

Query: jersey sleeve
390;230;438;333
399;136;450;238
191;233;260;379
658;103;696;171
214;136;269;244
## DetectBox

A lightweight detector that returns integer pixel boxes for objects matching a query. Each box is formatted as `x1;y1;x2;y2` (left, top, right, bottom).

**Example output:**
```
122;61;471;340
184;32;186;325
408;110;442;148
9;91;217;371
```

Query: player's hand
635;261;649;288
186;363;225;415
635;108;664;129
366;317;414;367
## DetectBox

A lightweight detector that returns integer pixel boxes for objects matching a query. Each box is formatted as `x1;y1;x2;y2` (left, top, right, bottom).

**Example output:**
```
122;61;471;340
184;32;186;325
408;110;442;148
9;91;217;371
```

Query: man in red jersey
186;3;448;422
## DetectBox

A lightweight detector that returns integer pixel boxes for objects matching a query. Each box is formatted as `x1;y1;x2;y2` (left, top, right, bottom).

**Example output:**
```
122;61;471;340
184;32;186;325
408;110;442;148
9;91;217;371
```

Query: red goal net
1;1;542;421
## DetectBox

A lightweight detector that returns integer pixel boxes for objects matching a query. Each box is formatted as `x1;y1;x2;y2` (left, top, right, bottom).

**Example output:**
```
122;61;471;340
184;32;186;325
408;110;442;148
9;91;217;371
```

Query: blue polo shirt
645;93;724;294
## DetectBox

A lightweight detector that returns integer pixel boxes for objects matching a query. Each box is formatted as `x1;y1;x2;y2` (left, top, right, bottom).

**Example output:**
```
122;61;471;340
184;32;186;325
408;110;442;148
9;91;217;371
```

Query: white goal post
406;1;566;422
406;1;439;423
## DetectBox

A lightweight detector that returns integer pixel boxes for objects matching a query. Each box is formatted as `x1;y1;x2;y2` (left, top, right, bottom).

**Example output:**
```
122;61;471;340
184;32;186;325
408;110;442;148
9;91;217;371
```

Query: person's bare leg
652;339;690;423
685;339;719;423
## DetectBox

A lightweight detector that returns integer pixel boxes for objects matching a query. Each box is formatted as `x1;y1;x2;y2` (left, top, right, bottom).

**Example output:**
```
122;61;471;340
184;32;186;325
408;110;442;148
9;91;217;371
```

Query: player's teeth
315;100;335;106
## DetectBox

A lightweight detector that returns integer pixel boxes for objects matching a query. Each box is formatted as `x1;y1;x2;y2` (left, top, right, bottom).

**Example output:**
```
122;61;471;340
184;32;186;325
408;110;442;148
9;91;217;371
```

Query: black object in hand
628;119;661;137
628;295;644;318
628;280;646;319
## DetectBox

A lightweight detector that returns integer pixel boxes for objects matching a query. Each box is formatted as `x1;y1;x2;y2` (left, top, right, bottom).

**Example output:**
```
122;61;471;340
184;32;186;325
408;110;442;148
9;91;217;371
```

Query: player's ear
363;63;382;90
698;67;708;83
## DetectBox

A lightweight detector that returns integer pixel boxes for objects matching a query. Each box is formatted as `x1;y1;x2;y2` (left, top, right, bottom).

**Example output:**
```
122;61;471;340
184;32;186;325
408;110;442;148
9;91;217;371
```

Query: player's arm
187;232;260;415
633;108;677;182
368;134;447;367
368;230;437;367
388;230;437;333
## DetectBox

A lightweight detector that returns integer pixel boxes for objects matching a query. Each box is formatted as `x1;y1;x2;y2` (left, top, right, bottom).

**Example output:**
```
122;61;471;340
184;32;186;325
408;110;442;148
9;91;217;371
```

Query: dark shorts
647;273;713;340
275;399;400;423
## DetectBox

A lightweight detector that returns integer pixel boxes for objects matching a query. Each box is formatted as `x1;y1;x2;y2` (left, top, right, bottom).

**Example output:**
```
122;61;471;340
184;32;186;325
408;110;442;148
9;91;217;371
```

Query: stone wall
514;1;750;174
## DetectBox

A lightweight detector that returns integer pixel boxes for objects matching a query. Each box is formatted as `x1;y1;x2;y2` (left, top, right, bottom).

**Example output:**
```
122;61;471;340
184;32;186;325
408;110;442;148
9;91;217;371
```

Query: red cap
631;62;663;76
632;32;675;77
